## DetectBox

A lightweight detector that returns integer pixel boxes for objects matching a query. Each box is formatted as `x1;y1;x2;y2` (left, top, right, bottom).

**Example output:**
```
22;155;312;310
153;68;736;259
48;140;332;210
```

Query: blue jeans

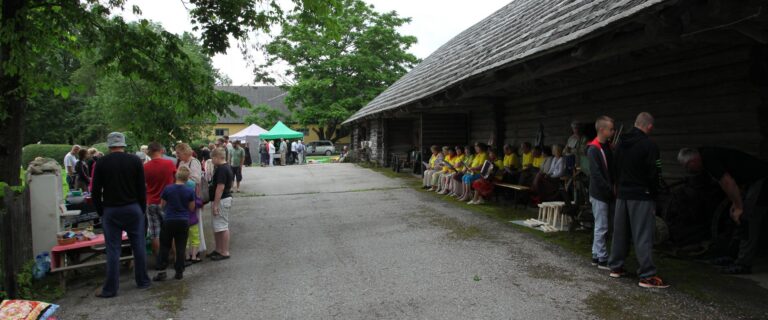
101;203;150;296
463;174;481;185
590;197;609;262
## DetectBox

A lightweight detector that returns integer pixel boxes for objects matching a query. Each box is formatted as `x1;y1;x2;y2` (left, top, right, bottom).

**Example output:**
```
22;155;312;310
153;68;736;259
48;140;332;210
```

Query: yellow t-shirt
521;152;533;169
453;154;466;172
494;159;504;179
503;153;519;170
428;154;438;169
441;155;454;173
532;155;545;169
470;152;488;172
462;154;474;172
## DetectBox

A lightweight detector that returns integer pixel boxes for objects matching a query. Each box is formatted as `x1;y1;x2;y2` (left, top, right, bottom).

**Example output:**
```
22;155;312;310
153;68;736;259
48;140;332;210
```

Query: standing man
279;138;288;166
91;132;150;298
587;116;615;270
268;140;276;167
290;140;298;165
677;147;768;274
63;145;81;189
230;140;246;193
609;112;669;289
297;140;306;165
259;141;267;167
143;142;176;257
209;148;233;261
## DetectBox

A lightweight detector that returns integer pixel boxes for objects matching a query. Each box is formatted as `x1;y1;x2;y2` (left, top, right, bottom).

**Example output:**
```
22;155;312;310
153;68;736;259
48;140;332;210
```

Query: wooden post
1;186;33;298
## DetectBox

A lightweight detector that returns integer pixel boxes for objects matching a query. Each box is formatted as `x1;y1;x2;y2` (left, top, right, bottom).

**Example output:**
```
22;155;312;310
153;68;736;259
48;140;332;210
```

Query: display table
50;232;134;289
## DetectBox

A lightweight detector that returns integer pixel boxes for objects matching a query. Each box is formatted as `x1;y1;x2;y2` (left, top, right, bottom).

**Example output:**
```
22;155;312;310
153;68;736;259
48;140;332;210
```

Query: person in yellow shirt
438;147;463;194
422;145;441;189
431;147;454;192
450;146;472;197
520;142;533;170
468;149;504;205
459;143;489;202
502;144;520;182
520;145;545;186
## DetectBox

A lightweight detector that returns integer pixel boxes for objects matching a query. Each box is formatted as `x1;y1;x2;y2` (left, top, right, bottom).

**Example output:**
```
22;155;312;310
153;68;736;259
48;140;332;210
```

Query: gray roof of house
216;86;289;124
344;0;668;124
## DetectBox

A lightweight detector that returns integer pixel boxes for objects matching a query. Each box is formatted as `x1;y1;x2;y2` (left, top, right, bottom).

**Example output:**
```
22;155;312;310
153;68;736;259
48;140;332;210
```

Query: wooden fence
1;186;33;298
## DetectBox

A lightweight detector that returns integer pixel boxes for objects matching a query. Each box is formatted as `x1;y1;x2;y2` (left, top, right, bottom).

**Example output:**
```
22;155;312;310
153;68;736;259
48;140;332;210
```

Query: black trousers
158;219;189;273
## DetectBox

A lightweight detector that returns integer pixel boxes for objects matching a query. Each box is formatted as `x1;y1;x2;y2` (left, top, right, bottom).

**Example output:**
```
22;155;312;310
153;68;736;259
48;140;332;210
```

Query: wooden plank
51;255;134;273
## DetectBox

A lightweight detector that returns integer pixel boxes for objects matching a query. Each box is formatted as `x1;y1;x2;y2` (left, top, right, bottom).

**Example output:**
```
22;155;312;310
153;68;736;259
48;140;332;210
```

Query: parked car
306;140;336;156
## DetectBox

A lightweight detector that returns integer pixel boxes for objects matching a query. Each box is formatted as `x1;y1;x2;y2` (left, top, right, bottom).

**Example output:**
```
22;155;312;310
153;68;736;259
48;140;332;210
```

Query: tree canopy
0;0;339;185
256;0;419;143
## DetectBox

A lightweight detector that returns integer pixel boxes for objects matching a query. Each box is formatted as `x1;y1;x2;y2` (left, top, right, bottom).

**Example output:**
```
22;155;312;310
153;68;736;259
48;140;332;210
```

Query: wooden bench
493;182;531;208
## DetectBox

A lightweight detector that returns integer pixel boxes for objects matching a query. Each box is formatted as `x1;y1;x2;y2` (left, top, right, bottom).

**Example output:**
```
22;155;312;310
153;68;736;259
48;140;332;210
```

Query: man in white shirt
290;140;298;165
64;145;81;189
268;140;276;167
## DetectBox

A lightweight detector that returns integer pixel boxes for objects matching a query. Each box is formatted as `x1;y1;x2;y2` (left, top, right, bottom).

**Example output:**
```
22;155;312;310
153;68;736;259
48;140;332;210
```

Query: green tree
0;0;338;185
244;104;290;130
257;0;419;143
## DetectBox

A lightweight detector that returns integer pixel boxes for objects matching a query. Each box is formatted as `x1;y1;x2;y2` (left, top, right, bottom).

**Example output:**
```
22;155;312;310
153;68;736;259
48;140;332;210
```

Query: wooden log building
343;0;768;179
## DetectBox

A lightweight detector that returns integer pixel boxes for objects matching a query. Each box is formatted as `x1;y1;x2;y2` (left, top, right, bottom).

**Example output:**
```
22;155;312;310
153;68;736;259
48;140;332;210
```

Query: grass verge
361;164;768;319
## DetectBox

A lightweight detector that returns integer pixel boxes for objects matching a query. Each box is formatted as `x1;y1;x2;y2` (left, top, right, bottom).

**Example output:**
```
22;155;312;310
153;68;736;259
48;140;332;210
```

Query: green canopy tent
259;121;304;140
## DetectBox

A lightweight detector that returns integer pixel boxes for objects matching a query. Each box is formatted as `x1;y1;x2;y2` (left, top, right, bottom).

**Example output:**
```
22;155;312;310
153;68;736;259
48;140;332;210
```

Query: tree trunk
313;127;325;141
0;0;25;186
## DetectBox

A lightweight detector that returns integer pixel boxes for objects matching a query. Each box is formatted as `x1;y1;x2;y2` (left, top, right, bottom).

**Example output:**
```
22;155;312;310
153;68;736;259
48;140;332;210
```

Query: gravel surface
56;164;736;319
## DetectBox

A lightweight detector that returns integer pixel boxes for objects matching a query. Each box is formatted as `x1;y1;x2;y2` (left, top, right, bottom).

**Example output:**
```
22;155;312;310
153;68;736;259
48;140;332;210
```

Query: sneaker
591;258;598;266
638;276;670;289
597;261;610;271
174;272;184;280
609;268;626;278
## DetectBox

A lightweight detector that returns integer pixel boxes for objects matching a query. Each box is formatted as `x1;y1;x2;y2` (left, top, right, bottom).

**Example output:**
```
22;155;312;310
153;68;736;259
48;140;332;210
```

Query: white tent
230;124;268;165
230;123;268;141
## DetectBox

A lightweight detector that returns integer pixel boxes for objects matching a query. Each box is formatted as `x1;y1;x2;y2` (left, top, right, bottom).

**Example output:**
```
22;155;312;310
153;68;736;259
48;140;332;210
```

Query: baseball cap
107;132;127;147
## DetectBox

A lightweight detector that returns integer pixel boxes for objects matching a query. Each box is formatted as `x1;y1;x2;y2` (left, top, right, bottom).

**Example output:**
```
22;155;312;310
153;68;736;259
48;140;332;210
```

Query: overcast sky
122;0;511;85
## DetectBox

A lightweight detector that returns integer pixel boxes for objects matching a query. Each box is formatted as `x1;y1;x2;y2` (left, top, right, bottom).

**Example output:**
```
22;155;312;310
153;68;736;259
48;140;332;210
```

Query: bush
21;144;72;167
90;143;108;153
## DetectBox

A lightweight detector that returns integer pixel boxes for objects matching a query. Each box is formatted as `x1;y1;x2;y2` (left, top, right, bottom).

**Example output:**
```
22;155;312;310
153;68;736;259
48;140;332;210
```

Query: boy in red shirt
144;142;176;256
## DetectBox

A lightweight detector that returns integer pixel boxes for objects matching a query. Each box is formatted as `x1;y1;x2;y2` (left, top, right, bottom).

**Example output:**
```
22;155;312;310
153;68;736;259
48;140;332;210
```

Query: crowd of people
422;111;767;288
63;133;239;298
257;138;307;166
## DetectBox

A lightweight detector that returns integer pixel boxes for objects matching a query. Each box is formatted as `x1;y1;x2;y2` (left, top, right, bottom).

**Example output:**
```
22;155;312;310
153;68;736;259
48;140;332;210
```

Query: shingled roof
216;86;289;124
344;0;670;124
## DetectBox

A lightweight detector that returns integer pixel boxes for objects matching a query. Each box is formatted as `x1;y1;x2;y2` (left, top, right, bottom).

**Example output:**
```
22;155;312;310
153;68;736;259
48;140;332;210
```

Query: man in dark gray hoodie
587;116;615;270
608;112;669;289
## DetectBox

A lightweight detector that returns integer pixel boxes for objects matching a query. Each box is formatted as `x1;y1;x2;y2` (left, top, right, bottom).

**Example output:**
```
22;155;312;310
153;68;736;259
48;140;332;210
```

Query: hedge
21;144;73;167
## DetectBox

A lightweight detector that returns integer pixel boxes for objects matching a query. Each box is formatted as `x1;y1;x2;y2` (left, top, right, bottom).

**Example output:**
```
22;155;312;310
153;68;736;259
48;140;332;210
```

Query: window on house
215;128;229;136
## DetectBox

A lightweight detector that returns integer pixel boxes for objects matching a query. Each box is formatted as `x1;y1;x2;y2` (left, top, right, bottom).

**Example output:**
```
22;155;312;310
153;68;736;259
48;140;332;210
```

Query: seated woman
458;143;489;202
436;147;459;194
451;146;473;198
501;144;520;183
468;149;504;205
422;145;441;189
519;145;545;186
533;144;566;202
429;146;452;192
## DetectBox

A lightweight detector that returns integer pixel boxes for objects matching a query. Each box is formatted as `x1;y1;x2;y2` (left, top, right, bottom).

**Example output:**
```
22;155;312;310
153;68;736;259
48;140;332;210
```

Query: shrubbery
21;144;72;167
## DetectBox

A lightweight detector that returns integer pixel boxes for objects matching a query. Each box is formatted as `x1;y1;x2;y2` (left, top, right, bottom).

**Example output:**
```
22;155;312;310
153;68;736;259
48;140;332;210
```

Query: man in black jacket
91;132;151;297
608;112;669;289
587;116;615;270
678;147;768;274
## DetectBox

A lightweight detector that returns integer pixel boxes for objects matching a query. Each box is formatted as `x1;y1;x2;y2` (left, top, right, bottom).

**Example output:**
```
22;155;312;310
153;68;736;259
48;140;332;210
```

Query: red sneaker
609;268;626;278
639;276;670;289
